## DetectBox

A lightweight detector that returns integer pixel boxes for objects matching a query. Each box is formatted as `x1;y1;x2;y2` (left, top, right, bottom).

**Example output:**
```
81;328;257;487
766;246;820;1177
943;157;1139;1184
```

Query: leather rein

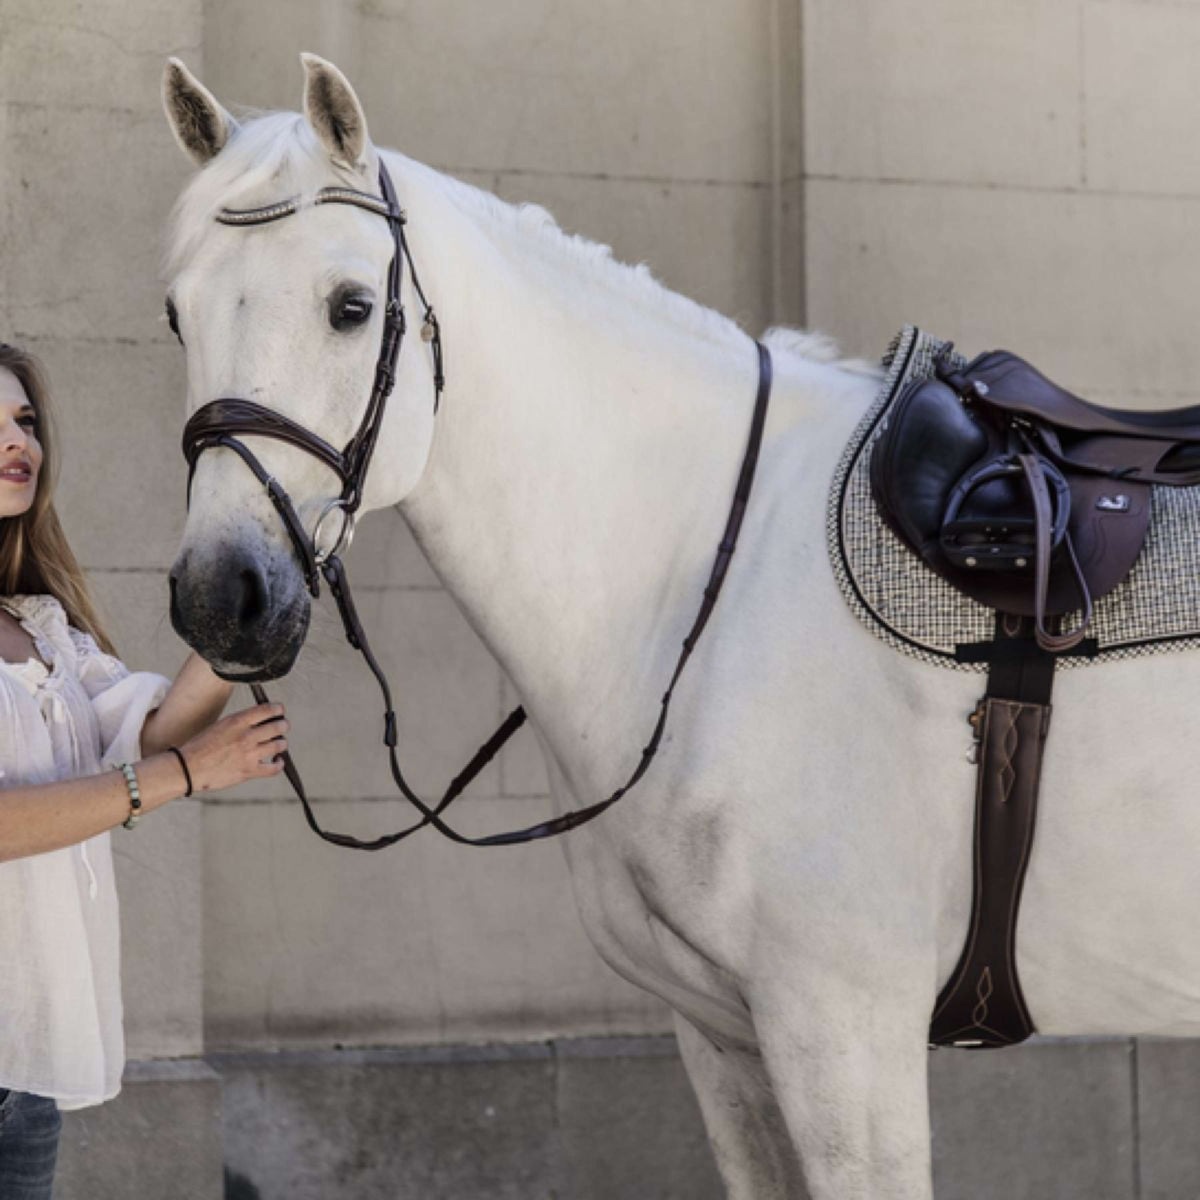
180;160;773;849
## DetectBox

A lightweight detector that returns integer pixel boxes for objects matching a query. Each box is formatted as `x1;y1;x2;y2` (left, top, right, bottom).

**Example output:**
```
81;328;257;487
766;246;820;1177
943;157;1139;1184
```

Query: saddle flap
869;364;1154;620
869;376;992;558
945;450;1150;615
1057;448;1152;603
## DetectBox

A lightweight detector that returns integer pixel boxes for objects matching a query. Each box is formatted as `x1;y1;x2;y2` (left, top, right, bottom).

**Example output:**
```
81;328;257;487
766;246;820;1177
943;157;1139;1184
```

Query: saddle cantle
869;349;1200;652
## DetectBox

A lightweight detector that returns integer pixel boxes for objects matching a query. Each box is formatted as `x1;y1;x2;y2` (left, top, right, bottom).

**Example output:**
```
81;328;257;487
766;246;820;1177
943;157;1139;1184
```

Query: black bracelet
168;746;194;797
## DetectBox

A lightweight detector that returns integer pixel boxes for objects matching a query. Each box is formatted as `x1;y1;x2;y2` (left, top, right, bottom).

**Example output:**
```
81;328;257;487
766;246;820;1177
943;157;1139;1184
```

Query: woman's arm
140;652;236;757
0;754;187;863
0;702;289;863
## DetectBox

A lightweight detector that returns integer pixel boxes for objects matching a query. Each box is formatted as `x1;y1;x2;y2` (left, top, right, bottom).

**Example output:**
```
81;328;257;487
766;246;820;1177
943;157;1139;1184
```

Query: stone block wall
193;0;800;1054
5;0;1200;1195
2;0;797;1194
0;0;204;1063
802;0;1200;406
800;1;1200;1197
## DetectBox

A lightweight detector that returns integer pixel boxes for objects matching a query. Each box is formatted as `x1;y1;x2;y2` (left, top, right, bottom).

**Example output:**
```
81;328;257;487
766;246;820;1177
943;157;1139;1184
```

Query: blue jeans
0;1090;60;1200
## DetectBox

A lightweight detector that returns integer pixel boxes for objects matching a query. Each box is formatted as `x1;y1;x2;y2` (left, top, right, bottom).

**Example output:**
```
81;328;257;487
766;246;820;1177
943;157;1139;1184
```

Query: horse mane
424;164;752;351
164;111;872;377
761;327;881;379
426;168;875;376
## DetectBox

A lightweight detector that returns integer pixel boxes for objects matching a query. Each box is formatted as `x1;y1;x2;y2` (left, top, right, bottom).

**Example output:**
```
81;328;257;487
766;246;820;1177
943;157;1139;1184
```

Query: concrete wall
1;0;796;1195
195;0;801;1054
799;1;1200;1198
0;0;205;1066
6;0;1200;1195
0;0;794;1065
803;0;1200;409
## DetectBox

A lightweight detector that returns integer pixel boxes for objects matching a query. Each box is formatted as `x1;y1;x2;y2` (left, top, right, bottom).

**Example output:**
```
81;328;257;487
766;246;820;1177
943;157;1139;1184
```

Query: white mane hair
762;327;882;379
423;163;753;352
164;111;874;377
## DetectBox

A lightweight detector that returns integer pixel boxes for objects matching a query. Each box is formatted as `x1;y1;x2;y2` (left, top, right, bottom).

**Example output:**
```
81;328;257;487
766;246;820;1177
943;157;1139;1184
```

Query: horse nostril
237;567;267;626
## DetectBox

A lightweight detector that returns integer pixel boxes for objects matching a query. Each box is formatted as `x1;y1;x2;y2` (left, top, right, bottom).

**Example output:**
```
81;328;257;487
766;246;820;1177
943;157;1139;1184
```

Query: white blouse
0;594;169;1110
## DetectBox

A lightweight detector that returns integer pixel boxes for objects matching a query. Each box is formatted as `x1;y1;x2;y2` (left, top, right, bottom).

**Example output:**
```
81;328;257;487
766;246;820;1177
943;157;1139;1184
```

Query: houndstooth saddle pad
829;325;1200;671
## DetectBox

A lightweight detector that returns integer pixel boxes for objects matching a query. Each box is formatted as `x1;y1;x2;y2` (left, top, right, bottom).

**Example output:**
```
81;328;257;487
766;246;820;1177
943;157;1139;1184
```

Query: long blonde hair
0;344;116;655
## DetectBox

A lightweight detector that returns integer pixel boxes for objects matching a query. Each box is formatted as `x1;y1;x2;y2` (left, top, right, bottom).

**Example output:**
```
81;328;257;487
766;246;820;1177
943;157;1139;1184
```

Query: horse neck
398;174;758;766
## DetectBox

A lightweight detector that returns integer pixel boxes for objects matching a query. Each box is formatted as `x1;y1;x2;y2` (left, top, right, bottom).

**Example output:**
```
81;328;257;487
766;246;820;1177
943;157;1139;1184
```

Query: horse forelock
163;111;362;278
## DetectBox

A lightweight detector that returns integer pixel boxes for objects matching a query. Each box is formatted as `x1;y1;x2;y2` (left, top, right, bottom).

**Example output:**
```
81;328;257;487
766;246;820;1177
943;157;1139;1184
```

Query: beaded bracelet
118;763;142;830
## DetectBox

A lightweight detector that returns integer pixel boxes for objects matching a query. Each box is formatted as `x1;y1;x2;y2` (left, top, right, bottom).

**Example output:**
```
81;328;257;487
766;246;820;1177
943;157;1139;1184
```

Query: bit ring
312;498;356;565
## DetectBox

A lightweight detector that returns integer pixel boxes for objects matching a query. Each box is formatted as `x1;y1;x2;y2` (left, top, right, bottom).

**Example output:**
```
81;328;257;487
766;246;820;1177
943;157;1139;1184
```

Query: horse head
161;55;439;680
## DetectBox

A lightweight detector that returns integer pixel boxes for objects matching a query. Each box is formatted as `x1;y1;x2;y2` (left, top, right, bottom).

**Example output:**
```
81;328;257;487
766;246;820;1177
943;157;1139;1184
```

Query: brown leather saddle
871;348;1200;653
870;348;1200;1048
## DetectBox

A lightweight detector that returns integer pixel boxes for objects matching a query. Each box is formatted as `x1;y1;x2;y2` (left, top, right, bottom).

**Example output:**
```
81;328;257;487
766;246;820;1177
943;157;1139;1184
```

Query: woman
0;343;288;1198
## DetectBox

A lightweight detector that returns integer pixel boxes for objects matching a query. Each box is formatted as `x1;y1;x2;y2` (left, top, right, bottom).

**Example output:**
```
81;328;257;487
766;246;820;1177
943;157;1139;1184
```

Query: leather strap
246;342;773;849
1015;451;1092;652
185;399;347;480
184;155;771;850
186;161;444;523
931;617;1053;1048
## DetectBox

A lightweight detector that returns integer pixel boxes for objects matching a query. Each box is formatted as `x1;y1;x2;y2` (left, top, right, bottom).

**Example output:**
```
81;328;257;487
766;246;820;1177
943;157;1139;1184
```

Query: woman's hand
139;652;237;758
176;702;289;794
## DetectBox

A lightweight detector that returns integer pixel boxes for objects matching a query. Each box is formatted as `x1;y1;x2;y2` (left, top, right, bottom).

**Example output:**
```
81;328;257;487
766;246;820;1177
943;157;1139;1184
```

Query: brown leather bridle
179;159;773;849
182;164;441;597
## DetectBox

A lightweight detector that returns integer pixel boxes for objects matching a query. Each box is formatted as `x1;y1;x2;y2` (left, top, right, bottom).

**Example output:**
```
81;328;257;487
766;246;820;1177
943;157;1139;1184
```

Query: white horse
160;55;1200;1200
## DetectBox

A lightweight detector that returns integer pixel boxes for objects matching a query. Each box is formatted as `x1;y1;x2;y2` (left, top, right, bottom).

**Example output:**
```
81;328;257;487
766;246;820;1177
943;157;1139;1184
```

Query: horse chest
540;752;755;1032
572;853;760;1042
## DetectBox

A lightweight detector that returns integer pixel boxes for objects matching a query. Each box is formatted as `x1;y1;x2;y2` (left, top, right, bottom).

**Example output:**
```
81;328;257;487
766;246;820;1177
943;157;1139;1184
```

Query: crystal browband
216;186;404;226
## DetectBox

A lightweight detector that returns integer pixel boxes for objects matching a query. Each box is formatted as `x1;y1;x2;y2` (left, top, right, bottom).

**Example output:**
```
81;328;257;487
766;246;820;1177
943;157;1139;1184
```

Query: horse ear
162;58;238;166
301;53;371;171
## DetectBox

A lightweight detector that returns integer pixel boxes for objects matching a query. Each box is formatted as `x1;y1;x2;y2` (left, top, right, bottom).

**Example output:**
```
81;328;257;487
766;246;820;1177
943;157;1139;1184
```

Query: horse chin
174;611;309;683
208;648;302;684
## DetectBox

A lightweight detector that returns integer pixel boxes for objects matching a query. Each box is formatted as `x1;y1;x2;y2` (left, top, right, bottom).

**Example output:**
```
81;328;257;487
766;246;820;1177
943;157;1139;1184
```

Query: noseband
180;159;773;850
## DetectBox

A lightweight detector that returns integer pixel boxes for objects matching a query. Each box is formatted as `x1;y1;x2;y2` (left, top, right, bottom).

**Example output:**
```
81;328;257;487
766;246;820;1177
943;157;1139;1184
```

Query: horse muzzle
168;540;310;681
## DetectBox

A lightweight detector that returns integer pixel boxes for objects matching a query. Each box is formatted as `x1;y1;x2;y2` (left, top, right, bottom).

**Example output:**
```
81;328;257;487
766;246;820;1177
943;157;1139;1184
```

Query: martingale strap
255;342;773;850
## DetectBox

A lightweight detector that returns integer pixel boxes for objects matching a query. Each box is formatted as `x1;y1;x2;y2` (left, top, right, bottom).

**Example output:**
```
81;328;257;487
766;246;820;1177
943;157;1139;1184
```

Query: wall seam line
769;0;784;323
806;172;1200;205
1131;1038;1142;1200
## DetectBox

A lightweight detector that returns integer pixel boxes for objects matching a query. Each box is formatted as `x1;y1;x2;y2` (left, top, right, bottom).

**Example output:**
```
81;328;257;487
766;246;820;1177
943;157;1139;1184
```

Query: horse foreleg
673;1013;812;1199
753;984;934;1200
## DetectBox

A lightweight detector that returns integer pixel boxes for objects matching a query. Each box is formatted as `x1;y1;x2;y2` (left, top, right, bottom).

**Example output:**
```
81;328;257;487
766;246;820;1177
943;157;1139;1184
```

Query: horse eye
165;297;183;347
330;294;373;332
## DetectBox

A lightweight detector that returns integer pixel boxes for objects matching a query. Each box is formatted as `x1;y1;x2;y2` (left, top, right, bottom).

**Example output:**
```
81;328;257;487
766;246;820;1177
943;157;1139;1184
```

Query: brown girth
929;616;1056;1048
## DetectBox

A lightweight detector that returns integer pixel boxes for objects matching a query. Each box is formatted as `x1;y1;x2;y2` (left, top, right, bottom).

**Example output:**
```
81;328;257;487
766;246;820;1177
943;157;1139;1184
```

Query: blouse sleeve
68;628;171;768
